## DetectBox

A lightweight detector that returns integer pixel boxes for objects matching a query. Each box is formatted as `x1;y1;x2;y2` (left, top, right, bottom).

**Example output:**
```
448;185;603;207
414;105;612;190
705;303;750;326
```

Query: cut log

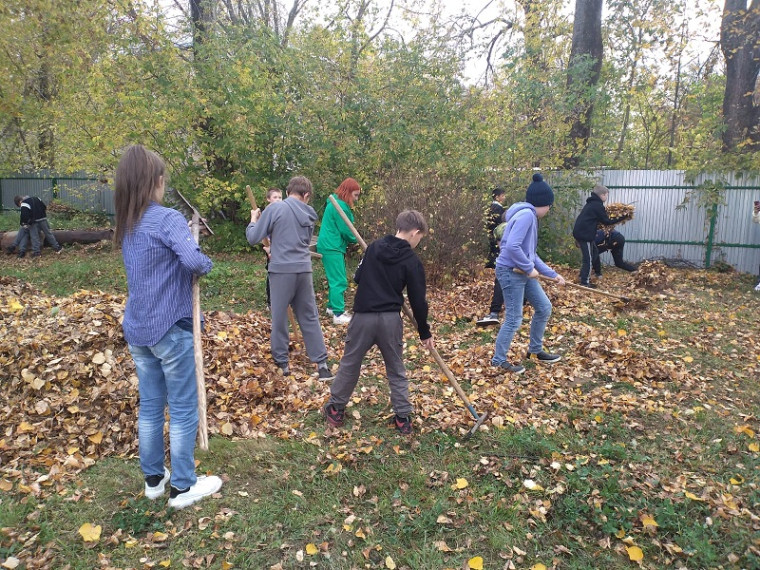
0;229;114;249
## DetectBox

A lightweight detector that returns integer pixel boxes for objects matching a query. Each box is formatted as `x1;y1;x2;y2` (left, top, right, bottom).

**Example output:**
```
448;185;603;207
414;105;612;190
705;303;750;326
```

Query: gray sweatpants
328;311;411;417
269;272;328;366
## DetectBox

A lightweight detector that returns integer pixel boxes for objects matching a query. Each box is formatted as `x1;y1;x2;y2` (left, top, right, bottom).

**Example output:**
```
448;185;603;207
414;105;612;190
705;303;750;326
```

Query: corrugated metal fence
0;173;114;215
589;170;760;275
2;170;760;273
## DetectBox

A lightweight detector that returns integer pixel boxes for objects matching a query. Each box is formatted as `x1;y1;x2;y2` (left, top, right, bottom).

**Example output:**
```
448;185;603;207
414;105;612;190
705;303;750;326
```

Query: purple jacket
495;202;557;278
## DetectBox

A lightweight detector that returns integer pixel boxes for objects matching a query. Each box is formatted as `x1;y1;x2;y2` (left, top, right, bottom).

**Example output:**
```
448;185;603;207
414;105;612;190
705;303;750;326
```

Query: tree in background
564;0;603;168
720;0;760;152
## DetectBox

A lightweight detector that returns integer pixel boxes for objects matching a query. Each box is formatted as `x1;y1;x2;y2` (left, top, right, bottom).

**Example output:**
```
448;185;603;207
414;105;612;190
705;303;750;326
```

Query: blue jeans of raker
129;324;198;491
491;266;552;365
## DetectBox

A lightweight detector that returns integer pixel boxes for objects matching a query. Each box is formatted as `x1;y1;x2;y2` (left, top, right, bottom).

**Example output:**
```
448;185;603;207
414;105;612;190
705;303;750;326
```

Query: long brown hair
336;178;360;207
113;145;165;247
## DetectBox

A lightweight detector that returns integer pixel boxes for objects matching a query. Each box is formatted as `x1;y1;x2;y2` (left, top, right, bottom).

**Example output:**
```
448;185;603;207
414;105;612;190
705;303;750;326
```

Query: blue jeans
129;324;198;490
492;266;552;365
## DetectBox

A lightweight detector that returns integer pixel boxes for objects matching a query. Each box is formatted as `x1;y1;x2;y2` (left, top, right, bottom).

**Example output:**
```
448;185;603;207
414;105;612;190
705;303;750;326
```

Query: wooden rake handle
191;213;209;450
513;268;630;302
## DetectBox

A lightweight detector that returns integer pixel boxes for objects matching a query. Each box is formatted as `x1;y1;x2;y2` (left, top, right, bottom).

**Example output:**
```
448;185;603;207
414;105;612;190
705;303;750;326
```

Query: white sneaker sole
168;476;223;509
144;467;170;500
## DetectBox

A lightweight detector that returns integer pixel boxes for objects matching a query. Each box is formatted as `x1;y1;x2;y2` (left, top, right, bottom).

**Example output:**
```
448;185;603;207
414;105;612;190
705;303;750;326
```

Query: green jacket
316;195;357;253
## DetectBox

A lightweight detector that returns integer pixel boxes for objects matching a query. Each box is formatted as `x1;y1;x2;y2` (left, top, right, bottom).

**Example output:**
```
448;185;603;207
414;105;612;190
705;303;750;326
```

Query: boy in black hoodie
572;185;630;286
323;210;434;435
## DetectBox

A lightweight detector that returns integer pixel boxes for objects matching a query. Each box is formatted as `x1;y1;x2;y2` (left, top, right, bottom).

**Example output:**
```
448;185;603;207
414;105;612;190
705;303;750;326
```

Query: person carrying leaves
322;210;434;435
316;178;361;324
114;144;222;509
572;184;631;287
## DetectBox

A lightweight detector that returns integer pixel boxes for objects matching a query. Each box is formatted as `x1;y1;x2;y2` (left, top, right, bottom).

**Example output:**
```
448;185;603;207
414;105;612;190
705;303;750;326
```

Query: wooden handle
513;268;630;302
328;195;367;250
245;185;257;209
191;213;209;450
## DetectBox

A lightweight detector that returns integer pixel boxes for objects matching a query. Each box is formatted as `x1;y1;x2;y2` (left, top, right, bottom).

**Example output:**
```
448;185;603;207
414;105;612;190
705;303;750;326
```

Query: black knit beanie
525;173;554;207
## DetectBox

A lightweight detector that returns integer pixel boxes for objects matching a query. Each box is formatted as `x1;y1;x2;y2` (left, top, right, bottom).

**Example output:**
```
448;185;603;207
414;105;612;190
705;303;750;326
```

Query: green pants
321;250;348;314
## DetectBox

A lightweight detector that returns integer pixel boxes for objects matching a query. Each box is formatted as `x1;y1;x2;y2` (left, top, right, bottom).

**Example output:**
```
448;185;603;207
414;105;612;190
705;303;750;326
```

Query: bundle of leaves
630;260;673;292
599;202;635;235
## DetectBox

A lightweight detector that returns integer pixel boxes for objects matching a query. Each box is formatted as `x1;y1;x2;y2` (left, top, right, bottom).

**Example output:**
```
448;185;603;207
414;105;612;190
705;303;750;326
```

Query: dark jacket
19;197;47;226
486;200;505;268
352;235;431;340
572;194;626;242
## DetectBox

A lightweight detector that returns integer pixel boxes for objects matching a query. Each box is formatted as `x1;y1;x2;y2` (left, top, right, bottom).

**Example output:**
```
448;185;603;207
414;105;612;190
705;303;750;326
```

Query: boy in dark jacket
322;210;434;435
572;185;629;286
8;195;62;258
477;187;507;326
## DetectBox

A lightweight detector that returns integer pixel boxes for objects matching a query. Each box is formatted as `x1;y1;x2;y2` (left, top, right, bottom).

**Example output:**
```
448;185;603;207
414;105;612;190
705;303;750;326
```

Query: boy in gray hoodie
246;176;333;380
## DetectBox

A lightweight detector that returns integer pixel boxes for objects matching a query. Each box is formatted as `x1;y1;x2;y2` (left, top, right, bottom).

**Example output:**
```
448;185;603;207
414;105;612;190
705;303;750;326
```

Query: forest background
1;0;759;279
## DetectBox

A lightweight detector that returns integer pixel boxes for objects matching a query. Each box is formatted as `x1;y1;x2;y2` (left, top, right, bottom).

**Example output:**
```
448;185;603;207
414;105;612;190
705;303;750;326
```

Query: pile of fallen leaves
599;202;635;235
1;265;758;501
630;260;674;292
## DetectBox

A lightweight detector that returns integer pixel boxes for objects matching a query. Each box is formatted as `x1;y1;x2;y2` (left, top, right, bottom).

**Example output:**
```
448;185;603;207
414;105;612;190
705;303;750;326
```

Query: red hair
336;178;361;207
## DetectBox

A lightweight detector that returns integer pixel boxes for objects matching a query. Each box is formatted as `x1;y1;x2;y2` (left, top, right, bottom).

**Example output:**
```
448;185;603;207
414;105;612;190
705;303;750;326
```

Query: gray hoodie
246;197;317;273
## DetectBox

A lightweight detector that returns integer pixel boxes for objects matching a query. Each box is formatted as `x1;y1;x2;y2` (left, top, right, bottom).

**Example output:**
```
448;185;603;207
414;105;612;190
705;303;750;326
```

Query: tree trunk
0;229;114;250
565;0;603;168
720;0;760;152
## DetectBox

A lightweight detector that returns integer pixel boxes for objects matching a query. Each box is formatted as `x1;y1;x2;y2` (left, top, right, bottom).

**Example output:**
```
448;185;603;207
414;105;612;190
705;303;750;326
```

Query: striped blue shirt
121;202;213;346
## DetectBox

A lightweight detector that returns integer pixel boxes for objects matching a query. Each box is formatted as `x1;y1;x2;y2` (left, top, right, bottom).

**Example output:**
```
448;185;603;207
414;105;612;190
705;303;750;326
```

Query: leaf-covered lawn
1;259;759;568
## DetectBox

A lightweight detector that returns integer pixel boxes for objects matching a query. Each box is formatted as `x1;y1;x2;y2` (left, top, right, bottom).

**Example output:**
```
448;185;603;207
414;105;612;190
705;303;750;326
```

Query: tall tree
564;0;603;168
720;0;760;152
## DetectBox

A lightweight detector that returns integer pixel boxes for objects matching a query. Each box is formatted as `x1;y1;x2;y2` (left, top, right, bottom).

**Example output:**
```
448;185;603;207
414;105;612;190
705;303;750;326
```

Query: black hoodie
352;235;431;340
572;194;626;242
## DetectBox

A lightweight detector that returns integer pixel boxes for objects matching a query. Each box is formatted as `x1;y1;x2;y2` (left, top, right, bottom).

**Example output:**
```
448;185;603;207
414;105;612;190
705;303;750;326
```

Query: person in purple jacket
491;173;566;374
114;144;222;509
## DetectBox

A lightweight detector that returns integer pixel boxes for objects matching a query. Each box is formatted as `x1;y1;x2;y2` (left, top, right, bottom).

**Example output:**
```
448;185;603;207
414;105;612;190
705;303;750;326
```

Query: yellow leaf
626;545;643;561
749;442;759;452
683;355;693;363
355;528;366;539
159;560;171;568
594;415;603;423
78;522;102;543
305;543;318;555
434;540;453;552
468;557;484;569
531;565;547;570
385;556;396;569
88;432;103;444
422;365;431;372
8;300;24;312
615;528;626;539
722;494;739;510
18;421;35;433
735;425;756;438
640;514;658;529
729;475;744;485
222;562;233;570
455;478;469;489
217;331;228;339
684;491;704;501
152;531;168;542
221;422;233;436
617;329;627;336
125;539;138;548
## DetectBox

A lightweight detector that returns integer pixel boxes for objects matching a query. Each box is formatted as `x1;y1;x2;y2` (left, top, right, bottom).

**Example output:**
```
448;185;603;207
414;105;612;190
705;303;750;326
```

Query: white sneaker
332;313;351;325
144;467;170;500
168;475;223;509
326;308;334;316
754;282;760;292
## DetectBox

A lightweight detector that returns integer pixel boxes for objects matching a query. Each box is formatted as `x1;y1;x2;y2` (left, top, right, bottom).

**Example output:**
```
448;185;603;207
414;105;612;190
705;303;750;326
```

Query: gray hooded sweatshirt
246;197;317;274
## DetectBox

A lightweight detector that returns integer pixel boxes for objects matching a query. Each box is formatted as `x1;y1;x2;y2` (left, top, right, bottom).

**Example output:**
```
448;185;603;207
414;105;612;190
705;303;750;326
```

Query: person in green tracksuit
317;178;361;325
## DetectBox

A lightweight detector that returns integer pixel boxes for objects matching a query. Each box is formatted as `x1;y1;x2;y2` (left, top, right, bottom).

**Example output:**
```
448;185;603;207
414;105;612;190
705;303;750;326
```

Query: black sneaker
317;363;334;382
389;414;412;435
17;252;25;258
277;362;290;376
322;404;345;427
526;350;561;364
31;252;41;258
492;361;525;374
618;262;637;272
5;246;15;255
580;281;597;289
